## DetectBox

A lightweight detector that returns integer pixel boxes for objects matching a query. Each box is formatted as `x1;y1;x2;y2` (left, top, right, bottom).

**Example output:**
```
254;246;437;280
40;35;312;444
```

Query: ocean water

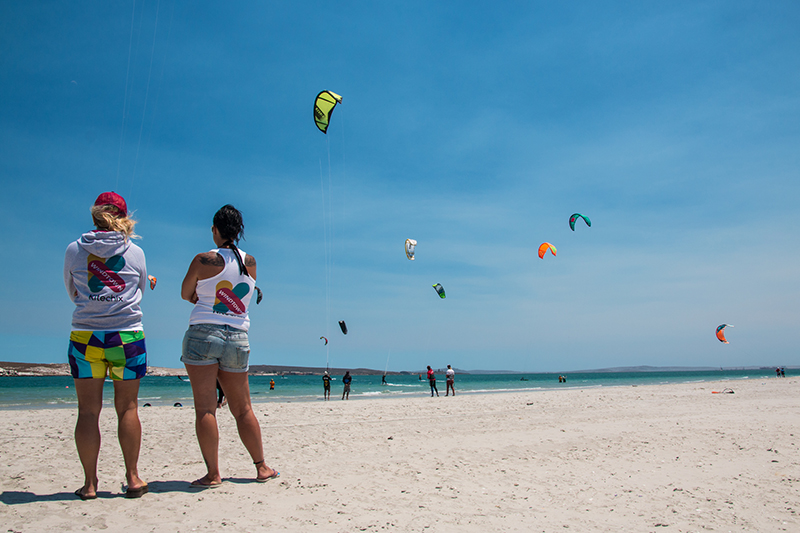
0;368;784;409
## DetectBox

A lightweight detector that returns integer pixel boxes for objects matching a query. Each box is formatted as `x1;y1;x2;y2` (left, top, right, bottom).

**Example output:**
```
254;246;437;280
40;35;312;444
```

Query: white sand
1;378;798;532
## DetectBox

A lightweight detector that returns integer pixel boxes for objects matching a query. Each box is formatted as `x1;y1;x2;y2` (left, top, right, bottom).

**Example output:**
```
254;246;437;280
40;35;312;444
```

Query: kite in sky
314;90;342;134
433;283;446;299
339;320;348;335
716;324;733;344
320;336;328;345
538;242;557;259
405;239;417;260
569;213;591;231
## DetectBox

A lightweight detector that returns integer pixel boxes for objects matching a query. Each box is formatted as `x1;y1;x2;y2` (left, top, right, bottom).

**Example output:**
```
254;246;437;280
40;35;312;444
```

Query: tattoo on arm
199;254;225;267
245;255;256;267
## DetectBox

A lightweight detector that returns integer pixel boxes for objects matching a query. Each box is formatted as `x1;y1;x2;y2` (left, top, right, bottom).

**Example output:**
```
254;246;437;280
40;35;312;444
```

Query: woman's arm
245;254;257;281
180;255;204;304
64;244;78;301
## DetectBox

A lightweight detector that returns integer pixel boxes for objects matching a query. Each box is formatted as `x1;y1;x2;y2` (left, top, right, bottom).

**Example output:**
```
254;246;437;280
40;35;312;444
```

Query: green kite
314;90;342;134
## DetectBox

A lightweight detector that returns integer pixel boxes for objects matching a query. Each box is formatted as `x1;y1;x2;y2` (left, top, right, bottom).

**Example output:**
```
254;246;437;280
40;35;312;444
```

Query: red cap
94;192;127;217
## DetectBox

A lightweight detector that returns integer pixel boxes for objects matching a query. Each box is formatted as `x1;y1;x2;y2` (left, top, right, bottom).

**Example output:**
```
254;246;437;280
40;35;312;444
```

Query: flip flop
125;484;149;498
189;478;222;489
74;488;97;500
256;470;280;483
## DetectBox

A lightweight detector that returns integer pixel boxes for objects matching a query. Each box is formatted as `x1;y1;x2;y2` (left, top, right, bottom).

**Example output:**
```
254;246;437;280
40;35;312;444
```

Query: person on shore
342;371;352;400
322;371;331;400
180;205;278;487
65;192;149;500
427;366;439;397
445;365;455;396
216;380;226;409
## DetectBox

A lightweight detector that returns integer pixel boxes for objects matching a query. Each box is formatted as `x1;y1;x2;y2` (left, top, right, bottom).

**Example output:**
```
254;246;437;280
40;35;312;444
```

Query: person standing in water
65;192;149;500
180;205;278;487
342;371;352;400
445;365;455;396
427;366;439;397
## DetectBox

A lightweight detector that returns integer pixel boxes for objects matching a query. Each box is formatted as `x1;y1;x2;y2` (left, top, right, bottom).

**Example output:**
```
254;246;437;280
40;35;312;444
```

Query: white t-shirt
446;368;455;380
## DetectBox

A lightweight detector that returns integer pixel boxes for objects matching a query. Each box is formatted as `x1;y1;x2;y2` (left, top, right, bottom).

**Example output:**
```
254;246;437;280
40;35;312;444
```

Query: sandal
254;459;280;482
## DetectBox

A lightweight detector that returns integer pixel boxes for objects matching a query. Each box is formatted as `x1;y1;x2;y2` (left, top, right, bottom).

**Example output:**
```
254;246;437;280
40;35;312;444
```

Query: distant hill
573;365;792;373
577;365;721;373
248;365;413;376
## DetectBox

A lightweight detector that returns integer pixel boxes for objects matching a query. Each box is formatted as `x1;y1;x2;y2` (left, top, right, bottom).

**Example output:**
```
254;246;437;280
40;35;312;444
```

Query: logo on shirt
87;254;126;293
213;281;250;315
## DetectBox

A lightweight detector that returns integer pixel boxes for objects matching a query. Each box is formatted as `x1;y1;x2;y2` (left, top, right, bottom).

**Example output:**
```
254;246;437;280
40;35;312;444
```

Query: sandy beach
1;377;798;532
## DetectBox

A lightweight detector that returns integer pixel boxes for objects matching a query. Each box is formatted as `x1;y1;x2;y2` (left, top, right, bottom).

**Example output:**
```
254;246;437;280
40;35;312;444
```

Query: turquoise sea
0;368;785;409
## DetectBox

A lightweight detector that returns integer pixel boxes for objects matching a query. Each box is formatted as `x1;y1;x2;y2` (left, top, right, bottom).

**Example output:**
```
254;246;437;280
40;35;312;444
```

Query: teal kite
569;213;591;231
432;283;446;299
314;91;342;134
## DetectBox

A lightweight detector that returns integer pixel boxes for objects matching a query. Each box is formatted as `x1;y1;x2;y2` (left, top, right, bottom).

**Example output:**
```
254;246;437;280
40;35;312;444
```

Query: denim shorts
181;324;250;373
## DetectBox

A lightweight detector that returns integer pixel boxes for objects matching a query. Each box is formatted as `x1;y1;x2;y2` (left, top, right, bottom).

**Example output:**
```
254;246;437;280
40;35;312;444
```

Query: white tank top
188;248;255;331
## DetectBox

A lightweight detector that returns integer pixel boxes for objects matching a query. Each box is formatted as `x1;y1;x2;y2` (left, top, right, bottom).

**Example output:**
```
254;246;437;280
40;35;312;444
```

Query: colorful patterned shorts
68;330;147;380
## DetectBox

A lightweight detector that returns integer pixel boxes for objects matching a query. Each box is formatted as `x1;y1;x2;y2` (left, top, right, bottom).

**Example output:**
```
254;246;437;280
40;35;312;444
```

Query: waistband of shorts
187;323;246;333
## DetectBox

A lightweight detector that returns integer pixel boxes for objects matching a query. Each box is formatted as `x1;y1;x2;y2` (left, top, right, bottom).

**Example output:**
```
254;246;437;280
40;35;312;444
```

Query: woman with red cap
64;192;149;500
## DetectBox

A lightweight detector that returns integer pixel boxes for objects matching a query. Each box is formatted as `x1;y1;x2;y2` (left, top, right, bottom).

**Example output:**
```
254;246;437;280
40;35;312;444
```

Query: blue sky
1;1;798;372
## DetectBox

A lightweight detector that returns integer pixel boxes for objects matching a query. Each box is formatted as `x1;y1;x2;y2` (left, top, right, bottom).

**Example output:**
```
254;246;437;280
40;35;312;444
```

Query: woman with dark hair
64;192;149;499
180;205;279;487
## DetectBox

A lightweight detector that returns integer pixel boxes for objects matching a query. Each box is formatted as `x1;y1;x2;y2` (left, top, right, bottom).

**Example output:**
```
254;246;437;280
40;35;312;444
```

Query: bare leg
113;379;146;490
184;363;222;486
217;370;277;480
73;378;104;498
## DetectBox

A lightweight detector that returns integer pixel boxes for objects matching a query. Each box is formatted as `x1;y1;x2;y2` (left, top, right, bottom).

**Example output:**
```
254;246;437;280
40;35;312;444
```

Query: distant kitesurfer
323;371;331;400
342;371;352;400
427;366;439;397
216;380;226;409
445;365;455;396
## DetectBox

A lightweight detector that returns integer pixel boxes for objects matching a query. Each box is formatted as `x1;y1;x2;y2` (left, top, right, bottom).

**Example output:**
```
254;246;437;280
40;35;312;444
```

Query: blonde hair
91;205;139;240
